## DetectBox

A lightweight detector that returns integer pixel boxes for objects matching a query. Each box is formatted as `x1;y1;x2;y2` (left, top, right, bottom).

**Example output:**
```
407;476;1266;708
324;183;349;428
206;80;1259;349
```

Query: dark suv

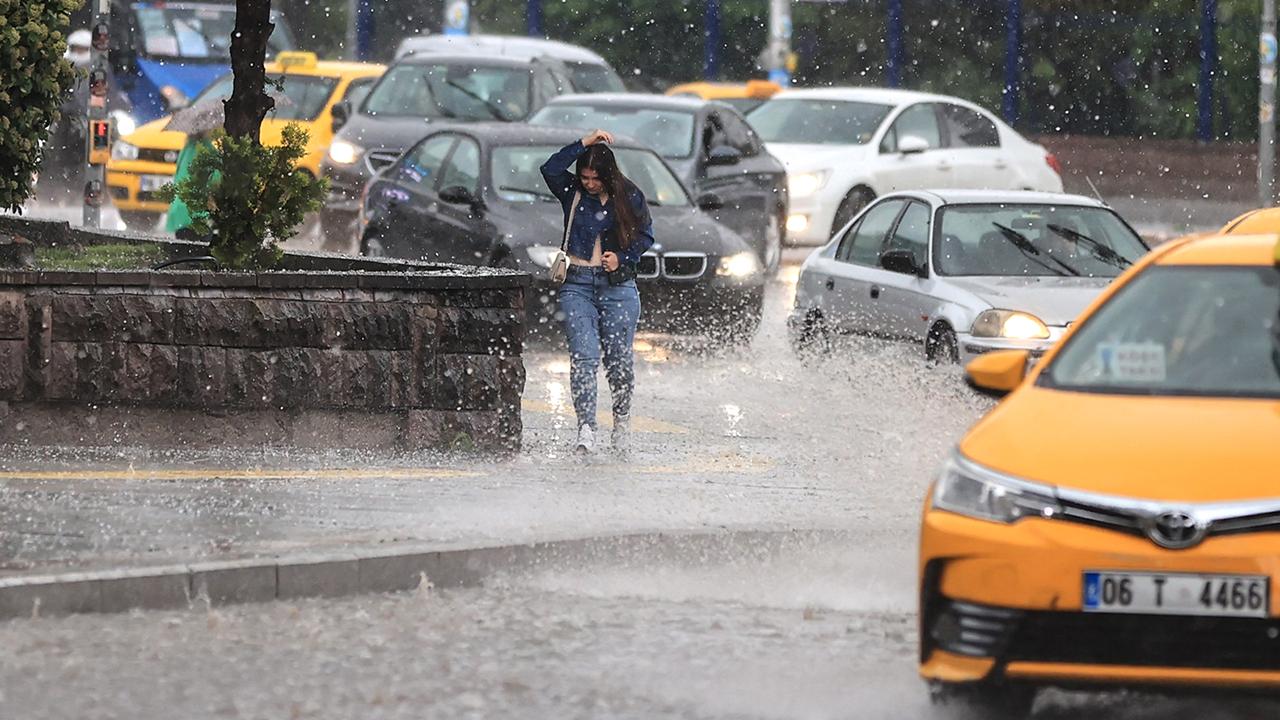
318;52;581;251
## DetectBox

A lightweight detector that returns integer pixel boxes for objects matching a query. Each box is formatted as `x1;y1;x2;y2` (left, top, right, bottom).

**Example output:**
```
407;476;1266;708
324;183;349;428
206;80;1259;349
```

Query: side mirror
331;101;351;133
964;349;1030;398
898;135;930;155
880;249;926;277
696;191;725;211
706;145;742;166
439;185;479;206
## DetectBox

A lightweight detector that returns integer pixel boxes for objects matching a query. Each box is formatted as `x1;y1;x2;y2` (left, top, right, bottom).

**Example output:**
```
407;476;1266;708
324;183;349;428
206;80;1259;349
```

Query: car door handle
870;285;881;299
825;277;835;291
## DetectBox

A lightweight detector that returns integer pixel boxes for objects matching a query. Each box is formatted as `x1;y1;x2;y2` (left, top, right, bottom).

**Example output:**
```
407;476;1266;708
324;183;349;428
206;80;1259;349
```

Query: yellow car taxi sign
276;51;318;71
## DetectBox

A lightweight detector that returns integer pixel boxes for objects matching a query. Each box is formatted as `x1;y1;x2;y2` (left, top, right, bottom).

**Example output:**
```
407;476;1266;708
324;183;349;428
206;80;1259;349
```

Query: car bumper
784;192;840;246
920;506;1280;689
106;161;177;213
956;332;1058;366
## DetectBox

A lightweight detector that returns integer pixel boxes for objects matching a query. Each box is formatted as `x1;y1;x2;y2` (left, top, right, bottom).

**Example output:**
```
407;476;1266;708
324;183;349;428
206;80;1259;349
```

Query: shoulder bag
549;190;581;285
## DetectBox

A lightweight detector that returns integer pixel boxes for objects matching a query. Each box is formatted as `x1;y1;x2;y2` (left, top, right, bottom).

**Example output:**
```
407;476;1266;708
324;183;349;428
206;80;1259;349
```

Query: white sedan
747;87;1064;246
788;190;1150;364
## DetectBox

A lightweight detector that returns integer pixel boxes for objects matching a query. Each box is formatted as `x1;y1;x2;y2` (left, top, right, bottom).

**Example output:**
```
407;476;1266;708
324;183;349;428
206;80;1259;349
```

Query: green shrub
0;0;81;212
162;123;326;270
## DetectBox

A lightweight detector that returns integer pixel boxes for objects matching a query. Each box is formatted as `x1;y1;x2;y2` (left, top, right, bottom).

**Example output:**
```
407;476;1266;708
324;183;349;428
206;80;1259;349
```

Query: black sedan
528;94;789;273
359;124;765;342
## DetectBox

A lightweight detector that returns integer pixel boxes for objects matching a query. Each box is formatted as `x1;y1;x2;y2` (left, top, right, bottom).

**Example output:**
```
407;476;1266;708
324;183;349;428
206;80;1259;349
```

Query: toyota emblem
1145;510;1205;549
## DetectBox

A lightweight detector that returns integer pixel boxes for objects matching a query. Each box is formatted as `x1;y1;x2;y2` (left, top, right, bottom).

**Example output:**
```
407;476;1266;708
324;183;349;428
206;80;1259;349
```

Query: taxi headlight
971;309;1050;340
716;251;761;277
933;454;1061;524
328;140;363;166
111;140;140;161
110;110;138;138
788;170;830;198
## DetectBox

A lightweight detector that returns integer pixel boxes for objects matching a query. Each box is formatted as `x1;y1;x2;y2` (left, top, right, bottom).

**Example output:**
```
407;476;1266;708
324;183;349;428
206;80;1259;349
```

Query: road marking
0;468;482;482
521;398;691;435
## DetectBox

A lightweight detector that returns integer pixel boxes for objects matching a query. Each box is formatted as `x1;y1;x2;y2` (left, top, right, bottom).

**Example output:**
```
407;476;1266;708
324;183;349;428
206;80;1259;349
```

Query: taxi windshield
1042;265;1280;398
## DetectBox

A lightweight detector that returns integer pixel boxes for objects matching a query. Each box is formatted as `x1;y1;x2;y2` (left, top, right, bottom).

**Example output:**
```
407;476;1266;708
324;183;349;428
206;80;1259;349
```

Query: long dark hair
576;144;639;249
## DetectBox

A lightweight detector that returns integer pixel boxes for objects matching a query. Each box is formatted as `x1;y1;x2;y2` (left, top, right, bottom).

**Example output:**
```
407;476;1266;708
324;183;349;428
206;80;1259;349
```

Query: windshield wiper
646;199;662;207
1046;223;1132;269
444;79;511;121
991;222;1081;277
497;185;557;201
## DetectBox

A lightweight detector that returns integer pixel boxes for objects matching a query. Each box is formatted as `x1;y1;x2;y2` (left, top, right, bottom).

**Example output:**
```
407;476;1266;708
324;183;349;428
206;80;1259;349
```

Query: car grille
138;148;180;164
1052;490;1280;548
638;253;659;279
660;252;707;280
1006;611;1280;671
365;150;401;174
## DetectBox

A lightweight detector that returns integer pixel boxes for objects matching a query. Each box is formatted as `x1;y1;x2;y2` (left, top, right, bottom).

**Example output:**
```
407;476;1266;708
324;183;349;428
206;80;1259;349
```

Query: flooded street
3;265;1276;718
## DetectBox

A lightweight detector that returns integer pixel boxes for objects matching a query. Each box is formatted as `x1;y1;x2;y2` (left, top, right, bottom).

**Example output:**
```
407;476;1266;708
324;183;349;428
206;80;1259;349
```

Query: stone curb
0;528;847;621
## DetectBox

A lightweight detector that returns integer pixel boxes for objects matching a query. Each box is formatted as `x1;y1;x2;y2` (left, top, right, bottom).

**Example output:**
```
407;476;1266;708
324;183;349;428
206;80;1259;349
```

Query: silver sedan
787;189;1150;364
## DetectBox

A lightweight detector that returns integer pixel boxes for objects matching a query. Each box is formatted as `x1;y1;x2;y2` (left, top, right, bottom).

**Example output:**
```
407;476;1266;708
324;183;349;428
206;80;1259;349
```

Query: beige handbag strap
561;191;581;251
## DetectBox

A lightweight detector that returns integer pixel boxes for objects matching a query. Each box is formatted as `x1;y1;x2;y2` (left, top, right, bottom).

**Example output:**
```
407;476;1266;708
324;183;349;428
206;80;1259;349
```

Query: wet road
3;265;1279;718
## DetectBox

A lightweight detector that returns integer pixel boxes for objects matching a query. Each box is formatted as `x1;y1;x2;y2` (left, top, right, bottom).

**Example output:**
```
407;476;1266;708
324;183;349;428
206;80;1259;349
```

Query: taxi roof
265;58;385;77
1156;233;1280;266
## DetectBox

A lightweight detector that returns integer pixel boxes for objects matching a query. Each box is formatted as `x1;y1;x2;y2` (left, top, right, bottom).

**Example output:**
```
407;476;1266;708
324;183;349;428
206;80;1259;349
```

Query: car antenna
1084;174;1106;205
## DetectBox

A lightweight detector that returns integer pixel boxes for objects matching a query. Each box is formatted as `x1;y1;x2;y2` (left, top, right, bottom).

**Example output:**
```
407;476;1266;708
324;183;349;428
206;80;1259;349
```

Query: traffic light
89;67;108;97
92;22;110;52
87;119;111;164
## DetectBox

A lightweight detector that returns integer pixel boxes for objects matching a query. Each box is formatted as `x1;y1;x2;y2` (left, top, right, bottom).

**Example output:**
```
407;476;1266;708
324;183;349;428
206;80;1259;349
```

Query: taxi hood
960;386;1280;503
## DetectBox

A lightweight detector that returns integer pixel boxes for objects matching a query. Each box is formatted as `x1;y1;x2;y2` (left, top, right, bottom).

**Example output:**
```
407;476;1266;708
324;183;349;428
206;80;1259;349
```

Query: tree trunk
224;0;276;142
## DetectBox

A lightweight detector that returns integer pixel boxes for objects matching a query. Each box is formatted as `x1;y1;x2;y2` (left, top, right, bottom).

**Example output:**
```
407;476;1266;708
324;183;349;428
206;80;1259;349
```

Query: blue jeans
559;266;641;430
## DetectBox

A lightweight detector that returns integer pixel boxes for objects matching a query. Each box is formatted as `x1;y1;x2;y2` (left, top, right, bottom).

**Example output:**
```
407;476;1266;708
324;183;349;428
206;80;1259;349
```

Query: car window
717;110;761;156
840;200;906;266
192;74;336;121
564;62;627;93
941;104;1000;148
364;63;531;121
529;104;697;159
883;201;930;269
747;99;892;145
880;103;942;153
934;204;1148;278
701;114;729;157
1043;266;1280;398
438;138;481;193
396;135;457;192
343;77;377;111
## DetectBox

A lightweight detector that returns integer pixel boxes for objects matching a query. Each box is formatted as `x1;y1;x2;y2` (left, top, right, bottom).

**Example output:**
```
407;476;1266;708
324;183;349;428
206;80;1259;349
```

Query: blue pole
1003;0;1021;126
355;0;374;61
886;0;903;87
704;0;721;80
1197;0;1217;141
527;0;543;37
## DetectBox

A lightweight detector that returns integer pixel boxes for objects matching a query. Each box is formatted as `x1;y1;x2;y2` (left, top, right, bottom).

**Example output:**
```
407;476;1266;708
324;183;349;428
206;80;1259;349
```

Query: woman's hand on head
582;129;614;147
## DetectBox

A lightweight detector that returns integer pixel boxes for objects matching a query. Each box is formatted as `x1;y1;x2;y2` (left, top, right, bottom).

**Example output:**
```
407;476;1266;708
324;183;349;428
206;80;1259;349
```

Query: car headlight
971;309;1050;340
788;170;830;198
160;85;189;110
328;140;363;165
716;251;761;277
932;454;1061;524
109;110;137;138
111;140;139;161
525;245;561;268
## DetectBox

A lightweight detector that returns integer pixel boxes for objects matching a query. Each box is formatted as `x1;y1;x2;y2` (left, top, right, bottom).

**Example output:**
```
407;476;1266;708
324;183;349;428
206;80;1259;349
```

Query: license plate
1083;571;1269;618
139;174;172;192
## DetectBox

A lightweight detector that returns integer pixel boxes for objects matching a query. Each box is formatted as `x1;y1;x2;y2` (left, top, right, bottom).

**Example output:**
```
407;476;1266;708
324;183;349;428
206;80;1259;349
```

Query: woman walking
541;129;655;455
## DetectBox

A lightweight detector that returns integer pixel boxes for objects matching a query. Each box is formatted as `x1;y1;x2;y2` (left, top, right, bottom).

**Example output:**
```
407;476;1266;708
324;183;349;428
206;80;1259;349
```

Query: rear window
1041;265;1280;398
565;62;626;93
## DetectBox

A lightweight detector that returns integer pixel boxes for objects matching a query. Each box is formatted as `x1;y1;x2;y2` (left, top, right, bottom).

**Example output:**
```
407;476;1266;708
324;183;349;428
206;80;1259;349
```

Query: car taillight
1045;152;1062;176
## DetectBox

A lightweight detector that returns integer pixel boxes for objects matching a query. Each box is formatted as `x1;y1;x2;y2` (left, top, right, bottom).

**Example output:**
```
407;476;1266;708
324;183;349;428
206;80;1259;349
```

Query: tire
789;308;831;357
926;324;960;364
120;211;161;233
830;186;875;240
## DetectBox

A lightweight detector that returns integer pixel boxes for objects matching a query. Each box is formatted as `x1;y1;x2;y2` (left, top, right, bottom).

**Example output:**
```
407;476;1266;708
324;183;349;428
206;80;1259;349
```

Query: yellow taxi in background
106;52;385;231
920;231;1280;714
664;79;782;114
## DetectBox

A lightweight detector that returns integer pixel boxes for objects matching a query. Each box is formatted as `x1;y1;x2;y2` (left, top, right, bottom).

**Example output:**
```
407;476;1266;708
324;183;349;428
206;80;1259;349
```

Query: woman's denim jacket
540;140;656;268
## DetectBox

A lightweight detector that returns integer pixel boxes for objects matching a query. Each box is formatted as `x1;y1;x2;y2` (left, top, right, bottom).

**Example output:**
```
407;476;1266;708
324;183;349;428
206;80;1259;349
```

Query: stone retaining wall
0;269;528;452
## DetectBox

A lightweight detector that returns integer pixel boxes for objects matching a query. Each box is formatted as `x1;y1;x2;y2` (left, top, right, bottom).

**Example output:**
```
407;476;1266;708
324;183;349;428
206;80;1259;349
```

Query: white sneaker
574;424;595;455
611;414;631;454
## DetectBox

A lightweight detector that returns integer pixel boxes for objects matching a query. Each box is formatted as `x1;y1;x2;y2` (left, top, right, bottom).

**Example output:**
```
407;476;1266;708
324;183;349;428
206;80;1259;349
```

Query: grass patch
35;243;168;271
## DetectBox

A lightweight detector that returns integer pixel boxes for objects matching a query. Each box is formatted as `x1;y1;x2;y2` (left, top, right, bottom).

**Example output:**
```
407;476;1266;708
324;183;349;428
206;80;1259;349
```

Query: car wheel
789;308;831;357
830;186;875;239
120;210;160;232
762;212;783;275
930;681;1036;719
360;227;386;258
926;324;960;365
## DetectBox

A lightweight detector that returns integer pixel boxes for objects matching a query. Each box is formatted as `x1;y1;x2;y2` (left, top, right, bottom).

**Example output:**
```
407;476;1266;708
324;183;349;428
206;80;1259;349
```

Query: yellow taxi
664;79;782;114
106;52;385;230
920;231;1280;713
1222;206;1280;239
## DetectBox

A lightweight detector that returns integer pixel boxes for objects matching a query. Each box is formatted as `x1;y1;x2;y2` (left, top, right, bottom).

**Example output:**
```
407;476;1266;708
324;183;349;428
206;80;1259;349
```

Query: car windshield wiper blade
646;199;662;206
444;79;511;121
497;185;557;200
1046;223;1132;269
422;77;459;119
991;222;1080;277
